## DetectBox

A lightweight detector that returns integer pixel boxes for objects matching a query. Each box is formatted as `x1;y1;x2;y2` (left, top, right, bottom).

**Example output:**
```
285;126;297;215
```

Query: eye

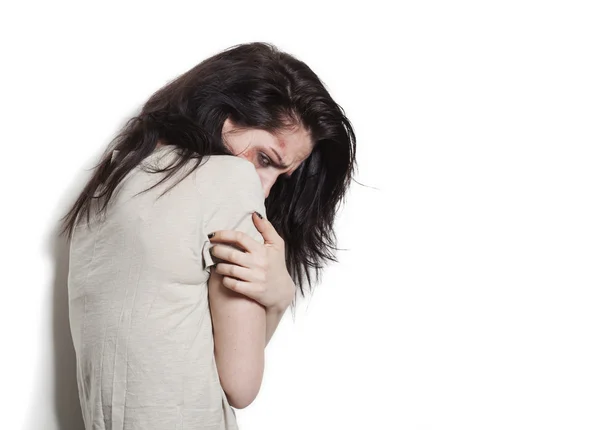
258;152;272;167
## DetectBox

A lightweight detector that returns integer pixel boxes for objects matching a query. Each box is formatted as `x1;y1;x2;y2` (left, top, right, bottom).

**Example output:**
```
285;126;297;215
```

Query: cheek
256;169;280;197
256;169;270;187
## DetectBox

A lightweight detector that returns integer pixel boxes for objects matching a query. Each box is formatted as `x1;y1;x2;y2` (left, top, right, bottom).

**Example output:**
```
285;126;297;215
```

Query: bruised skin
221;118;313;198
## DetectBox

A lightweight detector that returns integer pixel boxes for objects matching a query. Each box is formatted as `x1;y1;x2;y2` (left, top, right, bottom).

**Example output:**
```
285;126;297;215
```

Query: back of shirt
68;146;265;430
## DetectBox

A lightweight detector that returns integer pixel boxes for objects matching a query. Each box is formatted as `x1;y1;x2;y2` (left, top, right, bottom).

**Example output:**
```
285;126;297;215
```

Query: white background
1;1;599;429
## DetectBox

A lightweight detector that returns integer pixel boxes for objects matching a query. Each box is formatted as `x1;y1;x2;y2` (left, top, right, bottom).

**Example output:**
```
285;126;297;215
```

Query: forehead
274;125;313;160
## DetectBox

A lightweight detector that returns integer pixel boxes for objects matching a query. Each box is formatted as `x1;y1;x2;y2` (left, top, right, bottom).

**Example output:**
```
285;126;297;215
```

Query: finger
214;263;260;283
210;244;254;268
208;229;262;253
221;276;259;301
252;212;283;246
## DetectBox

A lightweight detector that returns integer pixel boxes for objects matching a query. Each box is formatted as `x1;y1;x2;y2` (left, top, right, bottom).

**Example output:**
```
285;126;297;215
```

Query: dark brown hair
62;42;356;296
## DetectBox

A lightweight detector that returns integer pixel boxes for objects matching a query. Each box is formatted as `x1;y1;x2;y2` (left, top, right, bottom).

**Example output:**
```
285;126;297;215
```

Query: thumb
252;211;281;245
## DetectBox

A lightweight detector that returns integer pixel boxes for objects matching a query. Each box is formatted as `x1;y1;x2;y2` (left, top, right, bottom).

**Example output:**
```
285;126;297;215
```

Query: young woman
62;42;356;429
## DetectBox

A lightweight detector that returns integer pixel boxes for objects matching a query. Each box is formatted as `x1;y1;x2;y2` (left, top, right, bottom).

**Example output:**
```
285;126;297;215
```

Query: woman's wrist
264;281;293;345
267;303;287;315
268;278;295;313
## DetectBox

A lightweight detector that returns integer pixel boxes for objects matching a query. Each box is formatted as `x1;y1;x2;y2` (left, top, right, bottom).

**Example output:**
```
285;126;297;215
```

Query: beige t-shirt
68;146;265;430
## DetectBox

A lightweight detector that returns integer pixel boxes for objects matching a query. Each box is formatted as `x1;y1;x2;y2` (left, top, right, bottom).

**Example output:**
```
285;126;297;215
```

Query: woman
62;42;356;429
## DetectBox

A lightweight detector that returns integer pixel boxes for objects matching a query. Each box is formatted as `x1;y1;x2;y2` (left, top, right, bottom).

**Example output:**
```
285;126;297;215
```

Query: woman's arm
208;270;286;409
208;269;266;409
265;306;286;345
197;158;292;408
209;213;295;346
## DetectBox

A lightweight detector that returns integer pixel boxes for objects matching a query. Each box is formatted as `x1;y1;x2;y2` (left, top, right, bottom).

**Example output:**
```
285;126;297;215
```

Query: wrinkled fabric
68;147;265;429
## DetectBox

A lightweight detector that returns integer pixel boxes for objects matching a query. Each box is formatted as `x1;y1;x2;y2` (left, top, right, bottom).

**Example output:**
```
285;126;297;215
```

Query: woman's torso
68;147;253;430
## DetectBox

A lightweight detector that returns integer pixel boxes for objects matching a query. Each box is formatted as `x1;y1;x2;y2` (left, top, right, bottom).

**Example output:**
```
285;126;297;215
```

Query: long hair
61;42;356;296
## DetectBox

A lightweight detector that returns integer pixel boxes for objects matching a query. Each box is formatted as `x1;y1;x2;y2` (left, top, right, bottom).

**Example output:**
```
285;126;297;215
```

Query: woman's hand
208;212;295;312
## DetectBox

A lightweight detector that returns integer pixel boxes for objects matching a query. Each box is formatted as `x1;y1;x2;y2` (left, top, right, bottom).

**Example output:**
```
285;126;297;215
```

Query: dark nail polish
208;232;215;239
255;211;263;219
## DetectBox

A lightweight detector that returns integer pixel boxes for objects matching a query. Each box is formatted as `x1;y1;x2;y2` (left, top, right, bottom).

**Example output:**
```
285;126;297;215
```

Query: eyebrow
271;149;291;170
269;149;295;178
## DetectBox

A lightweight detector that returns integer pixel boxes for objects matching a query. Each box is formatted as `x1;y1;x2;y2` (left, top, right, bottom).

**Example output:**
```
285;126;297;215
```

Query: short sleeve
195;156;267;271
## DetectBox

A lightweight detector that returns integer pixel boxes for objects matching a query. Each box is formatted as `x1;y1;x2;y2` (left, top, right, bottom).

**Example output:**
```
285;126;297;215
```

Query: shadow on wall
51;229;85;429
44;122;122;430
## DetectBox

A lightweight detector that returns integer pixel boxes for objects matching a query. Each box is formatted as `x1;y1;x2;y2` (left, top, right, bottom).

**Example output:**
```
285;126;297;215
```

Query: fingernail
208;232;215;239
255;211;263;219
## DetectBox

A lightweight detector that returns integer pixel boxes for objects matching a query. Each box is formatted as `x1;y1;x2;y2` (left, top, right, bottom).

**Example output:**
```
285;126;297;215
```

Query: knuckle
225;277;237;290
227;249;237;263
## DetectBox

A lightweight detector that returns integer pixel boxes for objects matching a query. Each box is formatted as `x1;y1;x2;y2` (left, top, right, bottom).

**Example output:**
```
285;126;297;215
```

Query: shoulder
194;155;259;183
199;155;257;174
193;155;263;204
196;156;266;241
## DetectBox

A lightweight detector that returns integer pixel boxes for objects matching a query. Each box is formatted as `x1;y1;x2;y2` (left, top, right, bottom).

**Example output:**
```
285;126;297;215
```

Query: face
222;118;313;198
